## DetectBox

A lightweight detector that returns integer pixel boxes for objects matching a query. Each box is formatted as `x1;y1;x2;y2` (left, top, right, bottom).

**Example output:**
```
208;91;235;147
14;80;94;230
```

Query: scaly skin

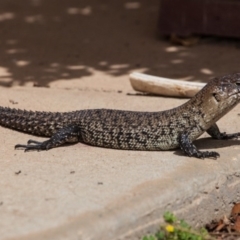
1;73;240;159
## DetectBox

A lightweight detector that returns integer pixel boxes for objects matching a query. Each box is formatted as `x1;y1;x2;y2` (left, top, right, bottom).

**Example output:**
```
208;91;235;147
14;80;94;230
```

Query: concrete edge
6;162;240;240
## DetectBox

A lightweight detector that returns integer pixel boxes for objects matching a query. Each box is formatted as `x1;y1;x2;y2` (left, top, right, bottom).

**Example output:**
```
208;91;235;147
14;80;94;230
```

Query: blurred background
0;0;240;89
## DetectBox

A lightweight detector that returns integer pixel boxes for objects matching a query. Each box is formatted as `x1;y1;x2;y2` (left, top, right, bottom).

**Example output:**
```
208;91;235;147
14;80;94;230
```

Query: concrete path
0;0;240;239
1;87;240;240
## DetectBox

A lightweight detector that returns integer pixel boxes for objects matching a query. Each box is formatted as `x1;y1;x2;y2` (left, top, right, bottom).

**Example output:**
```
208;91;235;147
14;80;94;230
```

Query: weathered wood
129;72;205;97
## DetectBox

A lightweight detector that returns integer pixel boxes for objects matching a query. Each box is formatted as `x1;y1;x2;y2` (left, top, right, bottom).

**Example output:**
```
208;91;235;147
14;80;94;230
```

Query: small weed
142;212;215;240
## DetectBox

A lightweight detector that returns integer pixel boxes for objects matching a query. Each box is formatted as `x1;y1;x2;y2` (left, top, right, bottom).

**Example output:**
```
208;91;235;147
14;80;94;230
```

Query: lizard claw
27;139;42;145
199;151;220;159
15;139;49;151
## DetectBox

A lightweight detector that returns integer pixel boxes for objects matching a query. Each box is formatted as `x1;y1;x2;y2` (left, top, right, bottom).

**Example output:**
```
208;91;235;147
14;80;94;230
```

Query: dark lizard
1;73;240;159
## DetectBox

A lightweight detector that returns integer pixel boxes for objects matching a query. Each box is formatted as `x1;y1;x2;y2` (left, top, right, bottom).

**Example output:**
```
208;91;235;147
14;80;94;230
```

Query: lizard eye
213;93;221;102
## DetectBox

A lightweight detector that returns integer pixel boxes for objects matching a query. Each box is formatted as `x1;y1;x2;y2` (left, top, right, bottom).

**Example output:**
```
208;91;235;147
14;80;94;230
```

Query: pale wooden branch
129;72;205;98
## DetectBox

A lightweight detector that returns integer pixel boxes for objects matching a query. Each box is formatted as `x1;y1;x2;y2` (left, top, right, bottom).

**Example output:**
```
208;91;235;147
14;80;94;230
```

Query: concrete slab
0;87;240;240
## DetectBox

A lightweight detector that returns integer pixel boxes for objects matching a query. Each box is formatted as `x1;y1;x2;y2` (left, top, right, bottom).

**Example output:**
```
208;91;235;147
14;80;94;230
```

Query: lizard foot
15;139;51;152
207;124;240;140
179;132;220;159
189;150;220;159
218;132;240;140
14;125;80;152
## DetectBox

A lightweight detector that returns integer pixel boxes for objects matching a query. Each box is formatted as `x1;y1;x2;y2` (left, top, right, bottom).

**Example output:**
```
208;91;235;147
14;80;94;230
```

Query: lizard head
211;73;240;106
198;73;240;123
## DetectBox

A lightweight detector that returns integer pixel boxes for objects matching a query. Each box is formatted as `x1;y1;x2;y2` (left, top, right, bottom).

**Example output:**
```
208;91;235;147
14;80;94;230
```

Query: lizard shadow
173;137;240;157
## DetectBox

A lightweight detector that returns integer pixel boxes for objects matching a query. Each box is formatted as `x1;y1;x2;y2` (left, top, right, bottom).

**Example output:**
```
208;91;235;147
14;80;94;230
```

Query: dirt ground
0;0;240;91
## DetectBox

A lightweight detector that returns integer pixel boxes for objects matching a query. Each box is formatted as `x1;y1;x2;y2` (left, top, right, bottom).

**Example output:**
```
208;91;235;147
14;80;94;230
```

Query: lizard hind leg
15;125;81;152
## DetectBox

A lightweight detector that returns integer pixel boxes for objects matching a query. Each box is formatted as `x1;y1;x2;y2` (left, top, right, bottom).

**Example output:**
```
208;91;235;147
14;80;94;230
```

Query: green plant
142;212;215;240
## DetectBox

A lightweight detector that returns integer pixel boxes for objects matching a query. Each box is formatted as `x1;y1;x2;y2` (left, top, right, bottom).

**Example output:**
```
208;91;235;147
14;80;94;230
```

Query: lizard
0;73;240;159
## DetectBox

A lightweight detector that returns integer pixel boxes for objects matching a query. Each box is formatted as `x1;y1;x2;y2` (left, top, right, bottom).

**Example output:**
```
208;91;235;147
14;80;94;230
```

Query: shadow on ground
0;0;240;87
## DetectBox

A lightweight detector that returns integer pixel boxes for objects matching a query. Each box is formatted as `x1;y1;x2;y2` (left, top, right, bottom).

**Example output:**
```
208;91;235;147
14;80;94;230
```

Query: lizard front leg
178;132;220;159
207;123;240;140
15;125;81;152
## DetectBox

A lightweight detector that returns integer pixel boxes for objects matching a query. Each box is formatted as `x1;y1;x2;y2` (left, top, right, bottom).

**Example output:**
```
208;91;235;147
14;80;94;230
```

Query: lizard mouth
227;85;240;95
227;81;240;99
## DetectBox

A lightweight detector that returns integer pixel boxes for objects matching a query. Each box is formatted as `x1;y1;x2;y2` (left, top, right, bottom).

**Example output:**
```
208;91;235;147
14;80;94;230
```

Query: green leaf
179;220;190;229
163;212;177;223
142;235;157;240
199;228;208;237
155;230;165;240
